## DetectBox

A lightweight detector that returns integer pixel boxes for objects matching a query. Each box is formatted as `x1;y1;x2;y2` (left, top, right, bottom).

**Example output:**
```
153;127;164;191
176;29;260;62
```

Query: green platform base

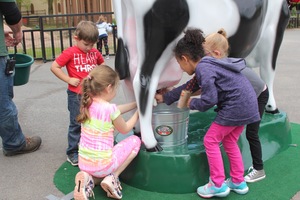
119;109;292;194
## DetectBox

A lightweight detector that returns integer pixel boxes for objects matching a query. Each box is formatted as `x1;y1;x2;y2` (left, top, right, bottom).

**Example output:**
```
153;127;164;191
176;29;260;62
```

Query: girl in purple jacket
155;28;260;198
204;29;269;183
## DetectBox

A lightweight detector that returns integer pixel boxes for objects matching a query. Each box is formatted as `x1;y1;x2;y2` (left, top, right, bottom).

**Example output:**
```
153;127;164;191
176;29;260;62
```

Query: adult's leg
0;56;26;151
245;88;269;170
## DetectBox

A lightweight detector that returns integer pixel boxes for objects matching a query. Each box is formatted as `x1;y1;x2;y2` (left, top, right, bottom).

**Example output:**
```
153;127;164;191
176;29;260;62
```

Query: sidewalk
0;28;299;200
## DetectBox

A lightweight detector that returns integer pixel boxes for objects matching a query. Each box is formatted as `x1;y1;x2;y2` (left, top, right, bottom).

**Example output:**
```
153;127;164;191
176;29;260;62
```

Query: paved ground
0;28;299;200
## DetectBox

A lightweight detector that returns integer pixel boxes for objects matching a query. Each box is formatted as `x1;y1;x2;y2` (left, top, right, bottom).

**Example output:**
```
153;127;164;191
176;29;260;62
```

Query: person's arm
117;102;137;114
113;110;139;134
0;2;23;45
160;78;200;105
189;75;217;112
50;61;80;87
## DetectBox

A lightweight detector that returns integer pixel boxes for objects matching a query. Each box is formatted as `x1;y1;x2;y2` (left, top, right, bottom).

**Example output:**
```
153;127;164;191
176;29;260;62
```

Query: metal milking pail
152;103;190;148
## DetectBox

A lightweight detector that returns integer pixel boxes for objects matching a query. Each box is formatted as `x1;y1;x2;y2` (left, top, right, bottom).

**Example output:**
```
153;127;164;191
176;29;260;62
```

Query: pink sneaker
74;171;95;200
100;174;122;199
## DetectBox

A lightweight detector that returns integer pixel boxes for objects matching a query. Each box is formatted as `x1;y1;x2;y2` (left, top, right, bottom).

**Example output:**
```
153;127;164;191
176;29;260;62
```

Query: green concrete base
118;109;292;194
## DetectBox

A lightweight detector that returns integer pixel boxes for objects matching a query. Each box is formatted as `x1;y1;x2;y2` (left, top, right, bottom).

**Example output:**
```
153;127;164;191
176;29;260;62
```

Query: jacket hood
201;56;247;72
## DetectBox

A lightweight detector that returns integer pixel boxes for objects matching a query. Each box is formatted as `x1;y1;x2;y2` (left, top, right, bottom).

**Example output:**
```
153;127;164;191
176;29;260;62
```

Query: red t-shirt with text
55;46;104;94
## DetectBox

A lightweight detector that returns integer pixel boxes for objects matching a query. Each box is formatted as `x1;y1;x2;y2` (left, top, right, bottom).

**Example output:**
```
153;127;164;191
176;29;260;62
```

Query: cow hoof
146;144;163;152
265;108;279;114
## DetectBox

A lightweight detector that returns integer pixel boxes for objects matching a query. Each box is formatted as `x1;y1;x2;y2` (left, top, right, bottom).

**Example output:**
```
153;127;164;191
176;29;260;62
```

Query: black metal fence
287;16;299;28
9;12;117;63
287;7;300;28
9;11;299;63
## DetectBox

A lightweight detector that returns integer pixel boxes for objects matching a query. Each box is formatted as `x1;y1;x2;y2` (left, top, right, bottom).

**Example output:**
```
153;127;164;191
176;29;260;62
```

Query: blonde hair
77;65;120;123
74;20;99;43
97;15;107;23
204;28;229;58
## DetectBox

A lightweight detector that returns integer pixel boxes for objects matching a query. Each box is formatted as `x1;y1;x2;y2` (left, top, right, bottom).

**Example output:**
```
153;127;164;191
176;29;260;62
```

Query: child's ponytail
77;78;92;123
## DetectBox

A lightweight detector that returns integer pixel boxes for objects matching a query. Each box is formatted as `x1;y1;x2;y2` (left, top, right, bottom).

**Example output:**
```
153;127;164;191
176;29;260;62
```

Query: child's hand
156;87;172;95
155;93;164;103
68;77;80;87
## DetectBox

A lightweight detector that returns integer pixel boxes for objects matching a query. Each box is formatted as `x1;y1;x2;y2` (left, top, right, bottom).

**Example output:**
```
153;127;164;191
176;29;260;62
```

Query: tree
47;0;54;15
15;0;31;11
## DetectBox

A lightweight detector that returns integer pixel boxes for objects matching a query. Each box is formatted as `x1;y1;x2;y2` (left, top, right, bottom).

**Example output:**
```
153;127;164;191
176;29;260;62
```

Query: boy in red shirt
51;20;105;166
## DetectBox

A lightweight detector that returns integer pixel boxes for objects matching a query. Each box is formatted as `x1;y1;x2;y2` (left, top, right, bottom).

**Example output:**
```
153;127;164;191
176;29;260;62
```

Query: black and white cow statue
112;0;290;151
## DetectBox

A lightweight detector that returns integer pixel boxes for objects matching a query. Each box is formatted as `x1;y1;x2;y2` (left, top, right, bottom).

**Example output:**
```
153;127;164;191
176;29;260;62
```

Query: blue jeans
0;56;26;151
66;89;81;156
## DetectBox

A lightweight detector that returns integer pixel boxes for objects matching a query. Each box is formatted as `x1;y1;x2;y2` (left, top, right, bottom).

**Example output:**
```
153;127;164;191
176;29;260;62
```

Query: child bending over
204;29;269;183
155;28;260;198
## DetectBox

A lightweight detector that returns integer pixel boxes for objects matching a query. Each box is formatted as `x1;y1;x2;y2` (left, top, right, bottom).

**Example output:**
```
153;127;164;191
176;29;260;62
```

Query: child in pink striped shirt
73;65;141;200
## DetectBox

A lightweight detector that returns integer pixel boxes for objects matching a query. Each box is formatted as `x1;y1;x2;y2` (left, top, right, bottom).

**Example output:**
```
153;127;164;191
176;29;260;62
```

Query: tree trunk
48;0;54;15
48;0;54;24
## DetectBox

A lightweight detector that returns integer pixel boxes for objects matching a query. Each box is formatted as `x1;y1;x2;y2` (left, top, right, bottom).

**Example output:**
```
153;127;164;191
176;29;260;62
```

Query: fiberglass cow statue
112;0;290;151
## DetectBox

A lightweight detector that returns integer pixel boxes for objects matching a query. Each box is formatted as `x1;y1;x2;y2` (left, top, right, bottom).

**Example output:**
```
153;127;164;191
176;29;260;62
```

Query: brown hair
204;28;229;58
74;20;99;43
173;28;206;62
97;15;107;23
77;65;120;123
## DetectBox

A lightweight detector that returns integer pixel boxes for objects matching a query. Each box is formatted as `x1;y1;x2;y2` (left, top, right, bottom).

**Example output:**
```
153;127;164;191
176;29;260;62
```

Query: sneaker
197;178;230;198
74;171;95;200
3;136;42;156
244;166;266;183
67;153;78;166
105;55;110;60
225;178;249;195
101;174;122;199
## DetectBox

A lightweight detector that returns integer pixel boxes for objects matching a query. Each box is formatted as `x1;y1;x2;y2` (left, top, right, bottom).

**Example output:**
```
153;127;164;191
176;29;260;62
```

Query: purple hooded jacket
163;56;260;126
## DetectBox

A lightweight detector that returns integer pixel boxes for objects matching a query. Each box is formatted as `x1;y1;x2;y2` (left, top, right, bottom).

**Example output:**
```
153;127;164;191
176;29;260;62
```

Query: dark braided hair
173;27;206;62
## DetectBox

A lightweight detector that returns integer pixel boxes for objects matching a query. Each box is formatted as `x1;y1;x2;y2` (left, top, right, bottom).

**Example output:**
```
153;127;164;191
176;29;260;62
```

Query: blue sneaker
197;178;230;198
225;178;249;195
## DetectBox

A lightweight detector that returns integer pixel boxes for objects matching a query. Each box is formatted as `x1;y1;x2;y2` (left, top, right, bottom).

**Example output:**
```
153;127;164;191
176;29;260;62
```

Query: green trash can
9;53;34;86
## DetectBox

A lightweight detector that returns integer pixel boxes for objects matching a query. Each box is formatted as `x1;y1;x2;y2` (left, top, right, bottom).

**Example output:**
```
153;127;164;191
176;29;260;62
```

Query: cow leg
245;0;289;113
134;0;189;151
264;0;289;113
113;0;131;79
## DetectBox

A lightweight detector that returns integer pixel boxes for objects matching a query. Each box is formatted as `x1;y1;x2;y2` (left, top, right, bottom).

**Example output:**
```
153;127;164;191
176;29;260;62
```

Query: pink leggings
92;135;141;178
204;122;244;187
